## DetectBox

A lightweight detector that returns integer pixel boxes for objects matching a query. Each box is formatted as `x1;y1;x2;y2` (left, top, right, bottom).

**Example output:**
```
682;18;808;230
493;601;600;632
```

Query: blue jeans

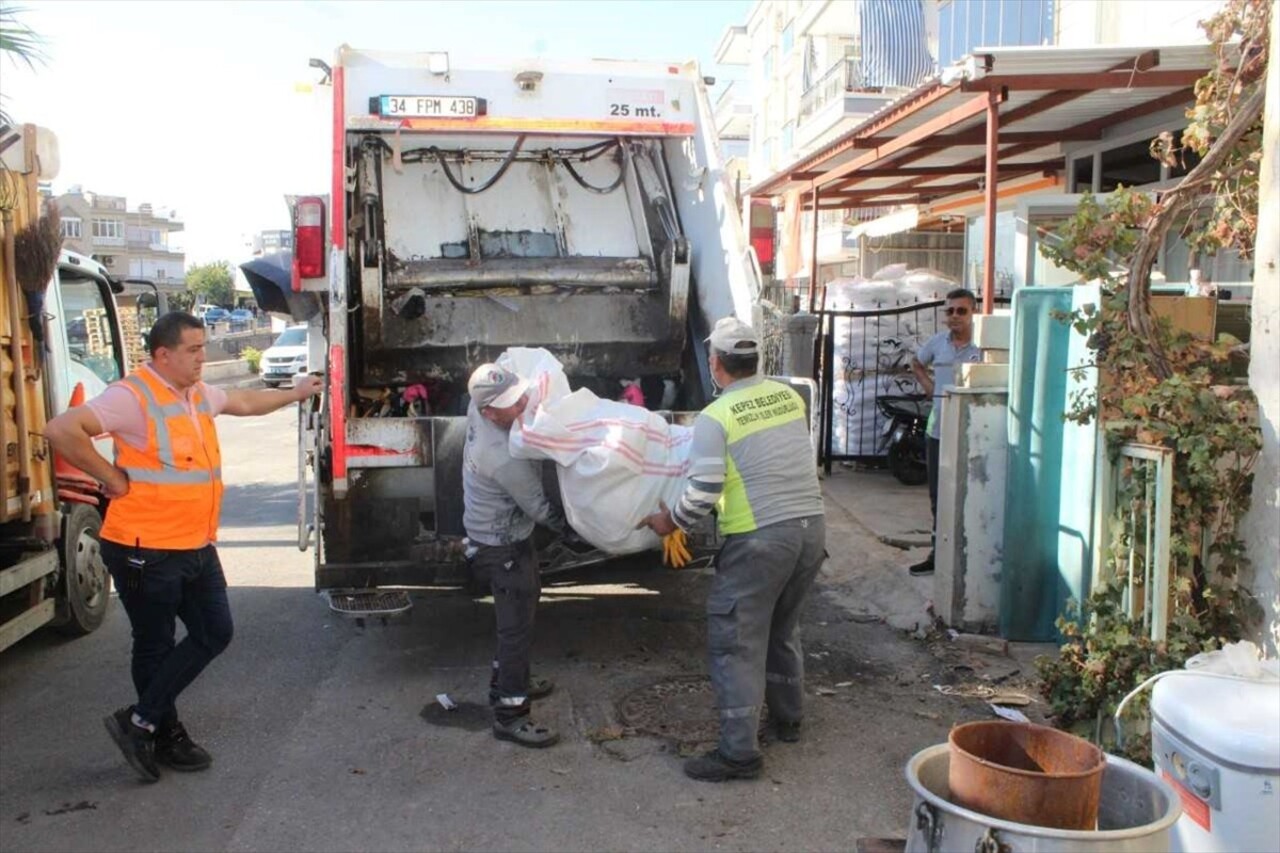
101;541;234;727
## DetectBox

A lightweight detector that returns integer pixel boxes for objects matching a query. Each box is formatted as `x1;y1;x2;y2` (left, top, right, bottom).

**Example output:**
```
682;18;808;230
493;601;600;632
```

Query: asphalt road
0;406;963;852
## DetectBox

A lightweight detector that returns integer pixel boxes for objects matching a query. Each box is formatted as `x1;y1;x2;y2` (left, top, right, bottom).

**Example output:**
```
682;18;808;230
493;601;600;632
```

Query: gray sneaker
492;717;560;748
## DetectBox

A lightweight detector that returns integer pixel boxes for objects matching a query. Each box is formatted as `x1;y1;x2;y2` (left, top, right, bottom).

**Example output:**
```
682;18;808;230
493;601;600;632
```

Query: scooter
877;394;930;486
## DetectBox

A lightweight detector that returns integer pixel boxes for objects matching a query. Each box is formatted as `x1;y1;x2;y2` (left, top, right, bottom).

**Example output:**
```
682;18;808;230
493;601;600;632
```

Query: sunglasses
945;307;971;316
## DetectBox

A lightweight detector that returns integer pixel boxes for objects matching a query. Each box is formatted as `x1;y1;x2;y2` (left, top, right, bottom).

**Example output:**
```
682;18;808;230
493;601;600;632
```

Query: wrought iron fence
815;296;1010;472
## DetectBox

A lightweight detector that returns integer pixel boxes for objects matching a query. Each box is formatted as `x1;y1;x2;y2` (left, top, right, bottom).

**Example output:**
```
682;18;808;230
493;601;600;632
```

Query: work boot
683;749;763;782
103;707;160;783
774;719;802;743
492;716;560;748
155;720;212;772
908;555;935;576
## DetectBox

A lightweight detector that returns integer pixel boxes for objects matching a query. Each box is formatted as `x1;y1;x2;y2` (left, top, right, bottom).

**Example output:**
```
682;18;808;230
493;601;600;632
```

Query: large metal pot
905;744;1180;852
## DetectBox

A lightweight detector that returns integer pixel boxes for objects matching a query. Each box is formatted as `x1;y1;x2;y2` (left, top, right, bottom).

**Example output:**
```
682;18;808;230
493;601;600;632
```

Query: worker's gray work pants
707;515;827;762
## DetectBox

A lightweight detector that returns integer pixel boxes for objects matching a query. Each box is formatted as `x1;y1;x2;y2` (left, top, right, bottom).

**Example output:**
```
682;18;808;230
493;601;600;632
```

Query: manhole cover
616;675;768;744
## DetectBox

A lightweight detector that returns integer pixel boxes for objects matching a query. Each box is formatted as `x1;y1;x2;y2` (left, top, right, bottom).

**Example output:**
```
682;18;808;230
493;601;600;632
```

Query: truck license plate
378;95;480;118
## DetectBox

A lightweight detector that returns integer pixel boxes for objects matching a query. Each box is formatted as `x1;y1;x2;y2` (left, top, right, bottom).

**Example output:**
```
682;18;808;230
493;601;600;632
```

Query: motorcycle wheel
889;433;929;486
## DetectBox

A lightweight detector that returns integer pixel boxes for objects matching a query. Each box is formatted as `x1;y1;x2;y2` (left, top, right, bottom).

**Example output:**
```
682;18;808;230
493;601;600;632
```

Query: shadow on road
219;482;301;528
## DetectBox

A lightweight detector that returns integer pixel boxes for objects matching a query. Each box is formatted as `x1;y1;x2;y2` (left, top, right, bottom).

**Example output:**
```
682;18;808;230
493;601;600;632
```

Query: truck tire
53;504;112;636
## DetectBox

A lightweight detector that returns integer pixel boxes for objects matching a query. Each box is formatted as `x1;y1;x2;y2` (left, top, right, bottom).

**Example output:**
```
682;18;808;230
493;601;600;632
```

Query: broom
12;201;63;347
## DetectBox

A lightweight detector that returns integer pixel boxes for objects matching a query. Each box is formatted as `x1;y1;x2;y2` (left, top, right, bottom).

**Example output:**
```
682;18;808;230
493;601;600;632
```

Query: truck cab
1;240;129;650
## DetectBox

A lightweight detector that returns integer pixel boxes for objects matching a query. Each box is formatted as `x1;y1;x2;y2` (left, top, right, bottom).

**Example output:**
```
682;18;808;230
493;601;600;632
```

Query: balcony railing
798;56;863;124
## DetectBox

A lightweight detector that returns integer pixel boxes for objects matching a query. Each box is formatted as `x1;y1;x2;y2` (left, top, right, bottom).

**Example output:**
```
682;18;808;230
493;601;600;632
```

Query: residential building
252;229;293;256
56;188;185;365
55;187;186;297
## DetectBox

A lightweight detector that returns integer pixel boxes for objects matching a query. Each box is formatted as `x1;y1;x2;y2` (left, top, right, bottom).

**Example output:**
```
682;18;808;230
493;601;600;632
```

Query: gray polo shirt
462;404;564;547
916;330;981;439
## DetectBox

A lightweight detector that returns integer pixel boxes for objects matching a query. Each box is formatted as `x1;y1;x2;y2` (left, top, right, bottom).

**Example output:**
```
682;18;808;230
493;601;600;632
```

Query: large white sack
496;347;692;554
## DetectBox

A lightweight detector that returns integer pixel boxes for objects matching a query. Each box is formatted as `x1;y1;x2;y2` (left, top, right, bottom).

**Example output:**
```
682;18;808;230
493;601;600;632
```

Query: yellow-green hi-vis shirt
673;376;824;536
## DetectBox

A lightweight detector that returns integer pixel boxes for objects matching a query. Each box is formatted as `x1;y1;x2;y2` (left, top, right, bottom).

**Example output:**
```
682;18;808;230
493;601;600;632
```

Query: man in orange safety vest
45;311;322;783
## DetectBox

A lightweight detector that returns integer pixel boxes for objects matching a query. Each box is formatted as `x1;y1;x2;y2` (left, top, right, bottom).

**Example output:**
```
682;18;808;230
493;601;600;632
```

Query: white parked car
259;325;308;388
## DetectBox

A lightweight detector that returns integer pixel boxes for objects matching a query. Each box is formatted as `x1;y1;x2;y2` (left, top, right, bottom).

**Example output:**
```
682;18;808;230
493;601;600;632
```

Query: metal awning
749;43;1220;311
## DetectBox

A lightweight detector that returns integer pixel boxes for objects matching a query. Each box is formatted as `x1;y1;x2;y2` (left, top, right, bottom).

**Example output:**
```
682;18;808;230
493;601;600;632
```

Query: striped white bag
499;347;692;554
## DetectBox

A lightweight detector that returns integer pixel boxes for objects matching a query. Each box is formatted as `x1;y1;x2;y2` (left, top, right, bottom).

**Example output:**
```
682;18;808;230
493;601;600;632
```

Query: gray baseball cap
467;363;530;409
706;316;760;354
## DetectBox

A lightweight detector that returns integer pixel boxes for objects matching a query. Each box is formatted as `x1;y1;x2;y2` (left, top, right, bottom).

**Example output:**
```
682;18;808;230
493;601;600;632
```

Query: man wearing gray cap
463;362;565;748
640;317;826;781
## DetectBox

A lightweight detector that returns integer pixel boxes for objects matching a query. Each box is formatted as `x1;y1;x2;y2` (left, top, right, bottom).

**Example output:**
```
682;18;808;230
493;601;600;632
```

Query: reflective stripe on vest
119;375;221;484
702;379;808;535
99;369;223;550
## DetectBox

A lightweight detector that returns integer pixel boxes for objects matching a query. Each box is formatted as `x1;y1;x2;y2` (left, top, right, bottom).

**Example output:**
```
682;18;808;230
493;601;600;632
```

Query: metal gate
817;297;1009;472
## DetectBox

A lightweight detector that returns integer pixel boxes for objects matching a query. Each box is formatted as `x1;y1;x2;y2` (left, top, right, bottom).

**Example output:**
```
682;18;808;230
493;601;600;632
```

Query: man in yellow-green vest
640;317;826;782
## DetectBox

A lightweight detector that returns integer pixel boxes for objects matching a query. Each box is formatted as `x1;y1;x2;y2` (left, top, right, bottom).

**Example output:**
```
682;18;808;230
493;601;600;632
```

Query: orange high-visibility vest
99;369;224;549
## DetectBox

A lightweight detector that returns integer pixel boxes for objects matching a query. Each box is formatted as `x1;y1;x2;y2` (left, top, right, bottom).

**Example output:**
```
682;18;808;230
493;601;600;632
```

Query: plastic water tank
1151;671;1280;852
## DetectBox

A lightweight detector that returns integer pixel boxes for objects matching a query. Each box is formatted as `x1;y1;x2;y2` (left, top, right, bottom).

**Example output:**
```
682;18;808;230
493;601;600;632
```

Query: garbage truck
242;48;783;617
0;123;131;651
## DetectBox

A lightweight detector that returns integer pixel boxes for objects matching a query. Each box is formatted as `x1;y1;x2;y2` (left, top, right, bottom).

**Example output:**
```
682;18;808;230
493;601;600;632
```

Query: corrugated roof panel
750;43;1215;200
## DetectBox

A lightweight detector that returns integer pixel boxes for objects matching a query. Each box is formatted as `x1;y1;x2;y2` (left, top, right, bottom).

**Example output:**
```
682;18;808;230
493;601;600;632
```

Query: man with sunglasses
908;288;981;576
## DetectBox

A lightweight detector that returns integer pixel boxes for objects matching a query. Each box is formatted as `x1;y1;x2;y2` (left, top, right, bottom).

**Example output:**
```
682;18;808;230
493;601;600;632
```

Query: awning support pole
807;186;821;313
982;88;1000;314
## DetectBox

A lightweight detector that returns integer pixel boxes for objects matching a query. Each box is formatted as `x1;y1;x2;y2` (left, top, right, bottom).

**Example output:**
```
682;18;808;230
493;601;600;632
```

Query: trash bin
1151;670;1280;852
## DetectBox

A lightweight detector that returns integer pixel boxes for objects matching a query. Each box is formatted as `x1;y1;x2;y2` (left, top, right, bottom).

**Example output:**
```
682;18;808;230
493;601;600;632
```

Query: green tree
185;260;235;308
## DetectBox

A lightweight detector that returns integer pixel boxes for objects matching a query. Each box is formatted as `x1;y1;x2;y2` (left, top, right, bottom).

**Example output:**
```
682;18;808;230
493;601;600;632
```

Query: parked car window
273;327;307;347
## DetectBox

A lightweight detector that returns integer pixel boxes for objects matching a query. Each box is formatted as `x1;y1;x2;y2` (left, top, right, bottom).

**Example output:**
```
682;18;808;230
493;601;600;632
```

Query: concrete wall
1056;0;1222;47
1243;13;1280;657
935;388;1009;633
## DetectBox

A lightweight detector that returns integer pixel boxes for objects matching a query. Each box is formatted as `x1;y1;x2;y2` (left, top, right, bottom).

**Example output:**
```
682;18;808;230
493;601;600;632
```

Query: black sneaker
103;707;160;783
775;720;802;743
155;720;212;772
683;749;763;782
908;556;935;576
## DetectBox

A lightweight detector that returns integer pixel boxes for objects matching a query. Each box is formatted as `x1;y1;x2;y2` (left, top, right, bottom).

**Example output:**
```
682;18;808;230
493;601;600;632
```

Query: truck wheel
53;504;112;636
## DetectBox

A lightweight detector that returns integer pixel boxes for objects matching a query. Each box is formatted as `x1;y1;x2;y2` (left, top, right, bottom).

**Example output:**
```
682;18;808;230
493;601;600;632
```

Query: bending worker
640;317;826;782
44;311;322;783
463;362;564;748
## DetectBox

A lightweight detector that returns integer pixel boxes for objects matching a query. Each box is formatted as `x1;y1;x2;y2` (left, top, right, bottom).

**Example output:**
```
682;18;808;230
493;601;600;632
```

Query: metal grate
327;589;413;617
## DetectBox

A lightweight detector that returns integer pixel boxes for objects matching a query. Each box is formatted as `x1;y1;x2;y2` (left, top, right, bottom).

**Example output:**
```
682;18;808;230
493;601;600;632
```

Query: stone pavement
819;464;937;633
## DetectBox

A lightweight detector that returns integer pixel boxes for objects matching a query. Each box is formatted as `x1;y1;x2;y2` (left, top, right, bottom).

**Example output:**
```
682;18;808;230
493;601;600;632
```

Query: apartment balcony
714;24;749;66
714;80;753;140
796;0;856;38
795;56;897;150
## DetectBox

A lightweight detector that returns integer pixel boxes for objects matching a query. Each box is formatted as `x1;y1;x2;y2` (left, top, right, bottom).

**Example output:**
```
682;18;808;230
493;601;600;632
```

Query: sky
3;0;751;265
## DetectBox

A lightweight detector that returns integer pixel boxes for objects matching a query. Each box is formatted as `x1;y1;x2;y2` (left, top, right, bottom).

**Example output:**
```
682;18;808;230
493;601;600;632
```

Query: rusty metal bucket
948;720;1106;830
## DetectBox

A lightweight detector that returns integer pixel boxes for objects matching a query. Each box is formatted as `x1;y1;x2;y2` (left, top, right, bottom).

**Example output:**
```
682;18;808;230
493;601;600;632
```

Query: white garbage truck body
270;48;770;609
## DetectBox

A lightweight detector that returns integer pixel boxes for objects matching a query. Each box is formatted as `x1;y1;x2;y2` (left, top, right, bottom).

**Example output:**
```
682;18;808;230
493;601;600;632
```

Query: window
762;47;775;81
1099;139;1163;192
781;21;794;55
1071;155;1094;193
60;275;122;384
92;219;123;239
936;0;1053;69
61;217;82;238
782;121;795;157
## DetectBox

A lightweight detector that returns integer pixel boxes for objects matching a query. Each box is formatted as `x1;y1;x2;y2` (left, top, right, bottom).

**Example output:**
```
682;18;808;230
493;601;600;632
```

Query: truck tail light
293;196;326;289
